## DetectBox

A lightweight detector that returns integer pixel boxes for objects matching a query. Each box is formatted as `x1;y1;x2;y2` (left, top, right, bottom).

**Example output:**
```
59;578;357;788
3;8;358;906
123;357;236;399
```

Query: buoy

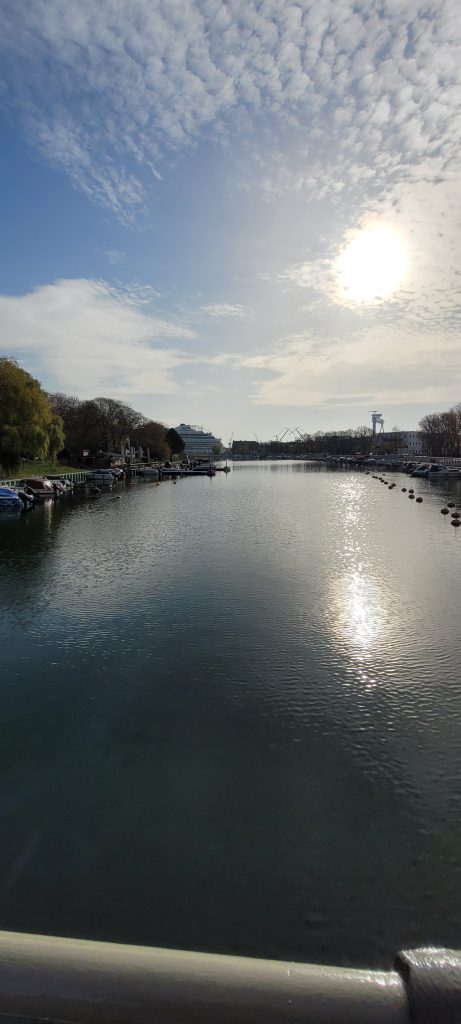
447;502;455;508
409;494;415;499
416;496;423;503
451;511;460;519
451;519;460;527
441;508;450;515
402;488;407;492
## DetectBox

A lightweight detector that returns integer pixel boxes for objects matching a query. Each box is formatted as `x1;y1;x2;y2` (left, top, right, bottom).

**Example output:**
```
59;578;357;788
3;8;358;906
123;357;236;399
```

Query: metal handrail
0;930;408;1024
0;931;460;1023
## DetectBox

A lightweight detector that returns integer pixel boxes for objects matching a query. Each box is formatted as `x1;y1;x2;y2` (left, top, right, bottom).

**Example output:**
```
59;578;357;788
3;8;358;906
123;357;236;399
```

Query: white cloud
2;0;461;429
0;279;194;398
2;0;461;220
277;176;461;328
102;249;125;265
228;322;461;409
201;303;247;318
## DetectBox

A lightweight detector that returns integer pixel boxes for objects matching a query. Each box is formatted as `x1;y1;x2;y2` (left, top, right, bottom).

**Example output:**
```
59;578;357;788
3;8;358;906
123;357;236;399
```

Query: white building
174;423;221;458
375;430;424;455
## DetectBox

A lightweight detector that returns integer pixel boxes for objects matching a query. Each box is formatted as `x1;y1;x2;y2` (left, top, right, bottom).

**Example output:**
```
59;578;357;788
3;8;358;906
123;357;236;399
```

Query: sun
337;225;406;303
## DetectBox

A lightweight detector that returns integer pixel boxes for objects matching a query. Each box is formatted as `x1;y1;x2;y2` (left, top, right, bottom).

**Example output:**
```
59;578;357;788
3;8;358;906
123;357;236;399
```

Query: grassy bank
1;461;82;478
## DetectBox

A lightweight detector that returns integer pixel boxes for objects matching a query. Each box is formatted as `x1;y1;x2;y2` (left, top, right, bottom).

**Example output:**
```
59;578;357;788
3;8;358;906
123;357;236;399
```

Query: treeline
0;357;183;473
419;405;461;457
48;393;183;463
233;427;374;458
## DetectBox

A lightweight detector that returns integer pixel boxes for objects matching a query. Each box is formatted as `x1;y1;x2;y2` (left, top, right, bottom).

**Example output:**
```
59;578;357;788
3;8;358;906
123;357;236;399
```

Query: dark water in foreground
1;462;461;968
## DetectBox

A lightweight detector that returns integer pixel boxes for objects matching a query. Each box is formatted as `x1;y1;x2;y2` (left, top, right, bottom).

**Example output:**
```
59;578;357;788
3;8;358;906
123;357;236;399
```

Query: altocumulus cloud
1;0;461;419
0;279;194;397
2;0;461;219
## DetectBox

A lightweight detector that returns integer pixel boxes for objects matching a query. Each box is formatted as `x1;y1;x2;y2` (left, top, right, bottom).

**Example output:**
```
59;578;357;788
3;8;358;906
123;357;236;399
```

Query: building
174;423;221;458
375;430;424;456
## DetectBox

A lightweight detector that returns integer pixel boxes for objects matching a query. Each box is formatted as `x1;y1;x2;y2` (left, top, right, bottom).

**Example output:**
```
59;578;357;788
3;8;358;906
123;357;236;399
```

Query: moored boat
18;477;57;498
86;469;115;485
0;486;23;513
427;464;460;478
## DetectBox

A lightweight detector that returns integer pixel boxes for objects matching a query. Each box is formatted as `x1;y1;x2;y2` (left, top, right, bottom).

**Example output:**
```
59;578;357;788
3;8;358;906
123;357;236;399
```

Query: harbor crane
371;411;385;435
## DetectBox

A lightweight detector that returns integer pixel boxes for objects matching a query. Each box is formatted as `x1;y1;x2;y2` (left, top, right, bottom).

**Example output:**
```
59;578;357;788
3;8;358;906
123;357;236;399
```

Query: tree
0;358;53;472
353;426;374;455
48;392;146;460
136;419;169;460
165;427;185;455
47;415;65;462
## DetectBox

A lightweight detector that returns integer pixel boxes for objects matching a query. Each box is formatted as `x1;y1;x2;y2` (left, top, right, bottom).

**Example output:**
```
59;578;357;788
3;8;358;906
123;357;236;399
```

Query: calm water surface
1;462;461;967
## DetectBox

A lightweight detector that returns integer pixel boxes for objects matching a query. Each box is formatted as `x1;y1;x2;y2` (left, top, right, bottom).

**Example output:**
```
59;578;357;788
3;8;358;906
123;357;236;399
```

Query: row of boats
327;456;460;478
86;462;231;483
0;461;231;512
367;459;460;478
0;475;76;513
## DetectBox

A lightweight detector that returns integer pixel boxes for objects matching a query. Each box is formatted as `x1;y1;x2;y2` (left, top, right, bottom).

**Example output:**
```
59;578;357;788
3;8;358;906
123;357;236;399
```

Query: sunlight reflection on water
0;464;461;969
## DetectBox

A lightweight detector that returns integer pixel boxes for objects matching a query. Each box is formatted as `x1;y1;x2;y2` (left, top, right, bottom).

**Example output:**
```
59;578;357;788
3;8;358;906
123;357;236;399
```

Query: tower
371;411;384;435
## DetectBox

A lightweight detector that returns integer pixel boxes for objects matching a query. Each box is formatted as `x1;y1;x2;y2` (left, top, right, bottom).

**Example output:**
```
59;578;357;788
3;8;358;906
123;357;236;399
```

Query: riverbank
0;461;82;478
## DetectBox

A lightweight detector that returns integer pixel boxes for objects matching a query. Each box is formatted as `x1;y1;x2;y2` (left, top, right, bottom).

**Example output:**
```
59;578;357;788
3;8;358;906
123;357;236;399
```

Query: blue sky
1;0;460;442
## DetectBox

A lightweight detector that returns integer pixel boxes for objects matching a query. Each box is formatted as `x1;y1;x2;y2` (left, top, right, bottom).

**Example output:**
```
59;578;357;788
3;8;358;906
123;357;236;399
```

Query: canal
1;462;461;968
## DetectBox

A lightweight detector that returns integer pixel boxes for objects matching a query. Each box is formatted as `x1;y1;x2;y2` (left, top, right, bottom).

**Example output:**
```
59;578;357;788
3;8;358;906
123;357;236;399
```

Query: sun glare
337;225;406;303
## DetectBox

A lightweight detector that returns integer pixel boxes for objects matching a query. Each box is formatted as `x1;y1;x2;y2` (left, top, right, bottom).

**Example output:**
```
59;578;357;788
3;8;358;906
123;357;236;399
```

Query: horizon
1;0;461;439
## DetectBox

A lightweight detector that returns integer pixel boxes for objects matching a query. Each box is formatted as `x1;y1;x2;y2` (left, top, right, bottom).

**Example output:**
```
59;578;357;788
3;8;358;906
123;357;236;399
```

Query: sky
1;0;461;443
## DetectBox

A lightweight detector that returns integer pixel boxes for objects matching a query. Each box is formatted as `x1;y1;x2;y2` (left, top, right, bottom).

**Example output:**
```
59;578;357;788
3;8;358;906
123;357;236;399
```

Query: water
1;462;461;969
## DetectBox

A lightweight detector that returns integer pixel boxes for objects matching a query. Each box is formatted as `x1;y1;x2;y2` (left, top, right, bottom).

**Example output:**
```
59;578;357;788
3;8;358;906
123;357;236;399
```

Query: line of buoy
369;472;460;533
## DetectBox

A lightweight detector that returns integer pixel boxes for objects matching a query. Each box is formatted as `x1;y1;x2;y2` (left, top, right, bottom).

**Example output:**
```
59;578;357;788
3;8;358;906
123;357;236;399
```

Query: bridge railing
0;931;459;1024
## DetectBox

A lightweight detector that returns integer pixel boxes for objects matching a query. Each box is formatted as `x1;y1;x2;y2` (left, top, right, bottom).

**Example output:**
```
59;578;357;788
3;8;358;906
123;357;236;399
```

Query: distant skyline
1;0;461;441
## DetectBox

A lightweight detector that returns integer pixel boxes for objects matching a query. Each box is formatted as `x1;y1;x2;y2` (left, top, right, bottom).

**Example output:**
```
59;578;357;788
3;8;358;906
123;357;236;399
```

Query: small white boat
427;464;459;478
86;470;115;485
137;466;160;479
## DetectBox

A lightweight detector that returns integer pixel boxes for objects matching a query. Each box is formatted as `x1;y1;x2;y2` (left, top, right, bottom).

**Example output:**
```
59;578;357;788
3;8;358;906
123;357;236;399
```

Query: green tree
0;358;53;472
47;414;65;462
165;427;185;454
137;419;169;460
